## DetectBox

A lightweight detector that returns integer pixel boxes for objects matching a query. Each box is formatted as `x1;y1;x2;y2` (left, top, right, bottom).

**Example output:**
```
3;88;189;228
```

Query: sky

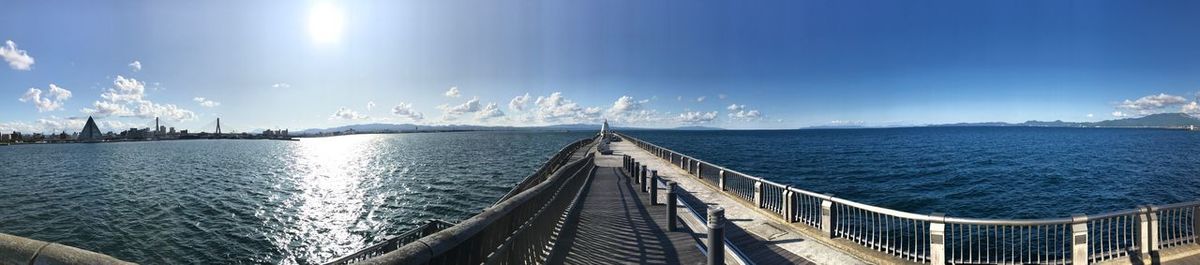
3;0;1200;133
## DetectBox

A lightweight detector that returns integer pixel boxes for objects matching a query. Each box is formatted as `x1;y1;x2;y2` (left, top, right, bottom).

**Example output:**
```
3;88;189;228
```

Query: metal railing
324;220;456;265
616;132;1200;265
338;138;596;265
495;138;593;204
628;154;755;265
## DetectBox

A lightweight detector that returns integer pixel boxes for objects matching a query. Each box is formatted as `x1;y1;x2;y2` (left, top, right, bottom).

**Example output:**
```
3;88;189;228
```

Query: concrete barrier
0;232;136;265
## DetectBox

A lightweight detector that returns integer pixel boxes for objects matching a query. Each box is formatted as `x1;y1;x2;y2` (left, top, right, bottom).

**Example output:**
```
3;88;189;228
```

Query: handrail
323;220;455;265
656;177;755;265
358;142;597;264
615;131;1200;265
494;138;593;204
0;232;136;265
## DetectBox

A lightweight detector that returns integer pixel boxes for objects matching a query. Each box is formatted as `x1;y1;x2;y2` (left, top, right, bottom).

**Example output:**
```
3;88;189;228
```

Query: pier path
609;139;864;265
549;149;706;264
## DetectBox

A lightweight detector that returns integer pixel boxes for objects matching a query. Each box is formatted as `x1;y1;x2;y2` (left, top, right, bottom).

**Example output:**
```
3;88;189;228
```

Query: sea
0;127;1197;264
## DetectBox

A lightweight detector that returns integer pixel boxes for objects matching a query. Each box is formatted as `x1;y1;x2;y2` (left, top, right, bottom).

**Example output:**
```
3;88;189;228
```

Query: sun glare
308;2;345;44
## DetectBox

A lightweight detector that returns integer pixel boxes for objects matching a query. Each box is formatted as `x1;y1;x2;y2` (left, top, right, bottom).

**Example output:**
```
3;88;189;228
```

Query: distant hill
672;126;724;130
295;123;724;135
929;113;1200;128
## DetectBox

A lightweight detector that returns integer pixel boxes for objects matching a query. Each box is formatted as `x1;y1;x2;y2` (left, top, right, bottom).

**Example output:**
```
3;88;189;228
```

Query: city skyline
4;0;1200;133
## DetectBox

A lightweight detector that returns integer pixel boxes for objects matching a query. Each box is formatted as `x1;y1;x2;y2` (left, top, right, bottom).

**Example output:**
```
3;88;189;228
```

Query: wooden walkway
549;148;815;264
549;152;707;264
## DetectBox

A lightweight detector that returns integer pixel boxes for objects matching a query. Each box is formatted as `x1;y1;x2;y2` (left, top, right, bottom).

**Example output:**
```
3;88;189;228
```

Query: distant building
78;116;104;142
0;133;9;142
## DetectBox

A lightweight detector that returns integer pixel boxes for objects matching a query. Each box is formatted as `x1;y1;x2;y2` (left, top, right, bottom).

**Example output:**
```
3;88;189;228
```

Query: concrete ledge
0;232;135;265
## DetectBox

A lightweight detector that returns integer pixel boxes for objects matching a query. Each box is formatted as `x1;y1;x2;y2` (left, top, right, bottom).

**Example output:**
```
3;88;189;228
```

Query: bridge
3;128;1200;264
332;129;1200;265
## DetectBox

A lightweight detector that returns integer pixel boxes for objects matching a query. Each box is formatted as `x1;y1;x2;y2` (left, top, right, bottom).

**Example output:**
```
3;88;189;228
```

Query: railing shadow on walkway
547;166;689;264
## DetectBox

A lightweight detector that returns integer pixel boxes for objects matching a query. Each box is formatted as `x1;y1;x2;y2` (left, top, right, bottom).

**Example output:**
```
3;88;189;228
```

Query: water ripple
0;131;591;264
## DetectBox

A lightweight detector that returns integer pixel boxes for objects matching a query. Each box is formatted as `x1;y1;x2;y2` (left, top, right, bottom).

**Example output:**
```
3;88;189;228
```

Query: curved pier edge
0;232;136;265
614;131;1200;265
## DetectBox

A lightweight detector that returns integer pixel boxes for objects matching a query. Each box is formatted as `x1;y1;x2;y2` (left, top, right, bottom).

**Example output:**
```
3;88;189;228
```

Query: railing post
695;161;702;179
930;213;946;265
708;207;726;265
1071;214;1089;265
650;170;660;205
718;170;727;191
668;182;678;231
1139;206;1150;257
1150;207;1160;253
754;180;764;208
641;165;648;192
821;196;833;237
783;188;795;222
1195;204;1200;246
633;161;641;182
623;155;629;173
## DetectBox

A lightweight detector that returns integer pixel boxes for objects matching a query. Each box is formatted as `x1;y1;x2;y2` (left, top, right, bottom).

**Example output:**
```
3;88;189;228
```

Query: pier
333;128;1200;265
3;127;1200;264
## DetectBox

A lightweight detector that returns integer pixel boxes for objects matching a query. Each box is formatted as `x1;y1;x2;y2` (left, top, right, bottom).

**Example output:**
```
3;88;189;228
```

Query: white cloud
1086;113;1095;118
272;83;291;88
1111;111;1129;117
18;84;72;112
1183;102;1200;115
81;75;196;121
1;40;35;70
390;102;424;121
82;101;133;117
101;75;147;103
679;111;718;124
134;101;197;121
444;86;461;98
608;96;649;114
442;97;481;115
726;103;762;121
696;96;706;102
366;101;376;111
530;92;600;124
193;97;220;108
606;96;656;123
1116;93;1189;116
509;93;531;111
331;107;368;120
128;60;142;72
476;103;504;120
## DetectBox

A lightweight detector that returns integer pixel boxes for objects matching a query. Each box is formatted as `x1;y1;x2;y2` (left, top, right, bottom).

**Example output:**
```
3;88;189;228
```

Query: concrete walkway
610;140;868;265
550;150;706;264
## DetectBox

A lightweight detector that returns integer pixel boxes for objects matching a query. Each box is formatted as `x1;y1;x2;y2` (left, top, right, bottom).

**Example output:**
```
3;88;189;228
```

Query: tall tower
155;117;160;136
216;118;222;135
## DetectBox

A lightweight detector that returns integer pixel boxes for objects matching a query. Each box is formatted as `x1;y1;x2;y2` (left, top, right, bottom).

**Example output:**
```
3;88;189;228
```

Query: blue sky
3;0;1200;132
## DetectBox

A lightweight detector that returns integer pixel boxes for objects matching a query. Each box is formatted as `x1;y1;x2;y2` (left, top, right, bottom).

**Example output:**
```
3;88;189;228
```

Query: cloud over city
18;84;71;112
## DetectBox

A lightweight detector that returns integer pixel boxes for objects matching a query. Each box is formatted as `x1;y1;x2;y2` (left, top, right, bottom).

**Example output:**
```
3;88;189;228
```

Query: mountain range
932;113;1200;128
295;113;1200;135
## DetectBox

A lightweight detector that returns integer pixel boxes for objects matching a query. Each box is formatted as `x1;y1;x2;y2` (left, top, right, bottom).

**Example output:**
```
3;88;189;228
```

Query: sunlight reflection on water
0;131;591;264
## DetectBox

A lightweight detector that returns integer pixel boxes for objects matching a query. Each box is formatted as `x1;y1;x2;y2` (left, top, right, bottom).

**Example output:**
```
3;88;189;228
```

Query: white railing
617;132;1200;265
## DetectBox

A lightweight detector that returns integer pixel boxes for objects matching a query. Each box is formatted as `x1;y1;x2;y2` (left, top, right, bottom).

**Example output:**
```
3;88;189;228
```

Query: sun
308;2;345;44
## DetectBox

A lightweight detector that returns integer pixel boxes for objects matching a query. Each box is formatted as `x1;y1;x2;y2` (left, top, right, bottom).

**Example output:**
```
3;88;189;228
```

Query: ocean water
0;131;591;265
2;128;1197;264
625;127;1200;219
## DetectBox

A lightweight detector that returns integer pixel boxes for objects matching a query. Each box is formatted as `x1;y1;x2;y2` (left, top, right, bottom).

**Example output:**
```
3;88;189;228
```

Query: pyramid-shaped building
78;116;103;142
